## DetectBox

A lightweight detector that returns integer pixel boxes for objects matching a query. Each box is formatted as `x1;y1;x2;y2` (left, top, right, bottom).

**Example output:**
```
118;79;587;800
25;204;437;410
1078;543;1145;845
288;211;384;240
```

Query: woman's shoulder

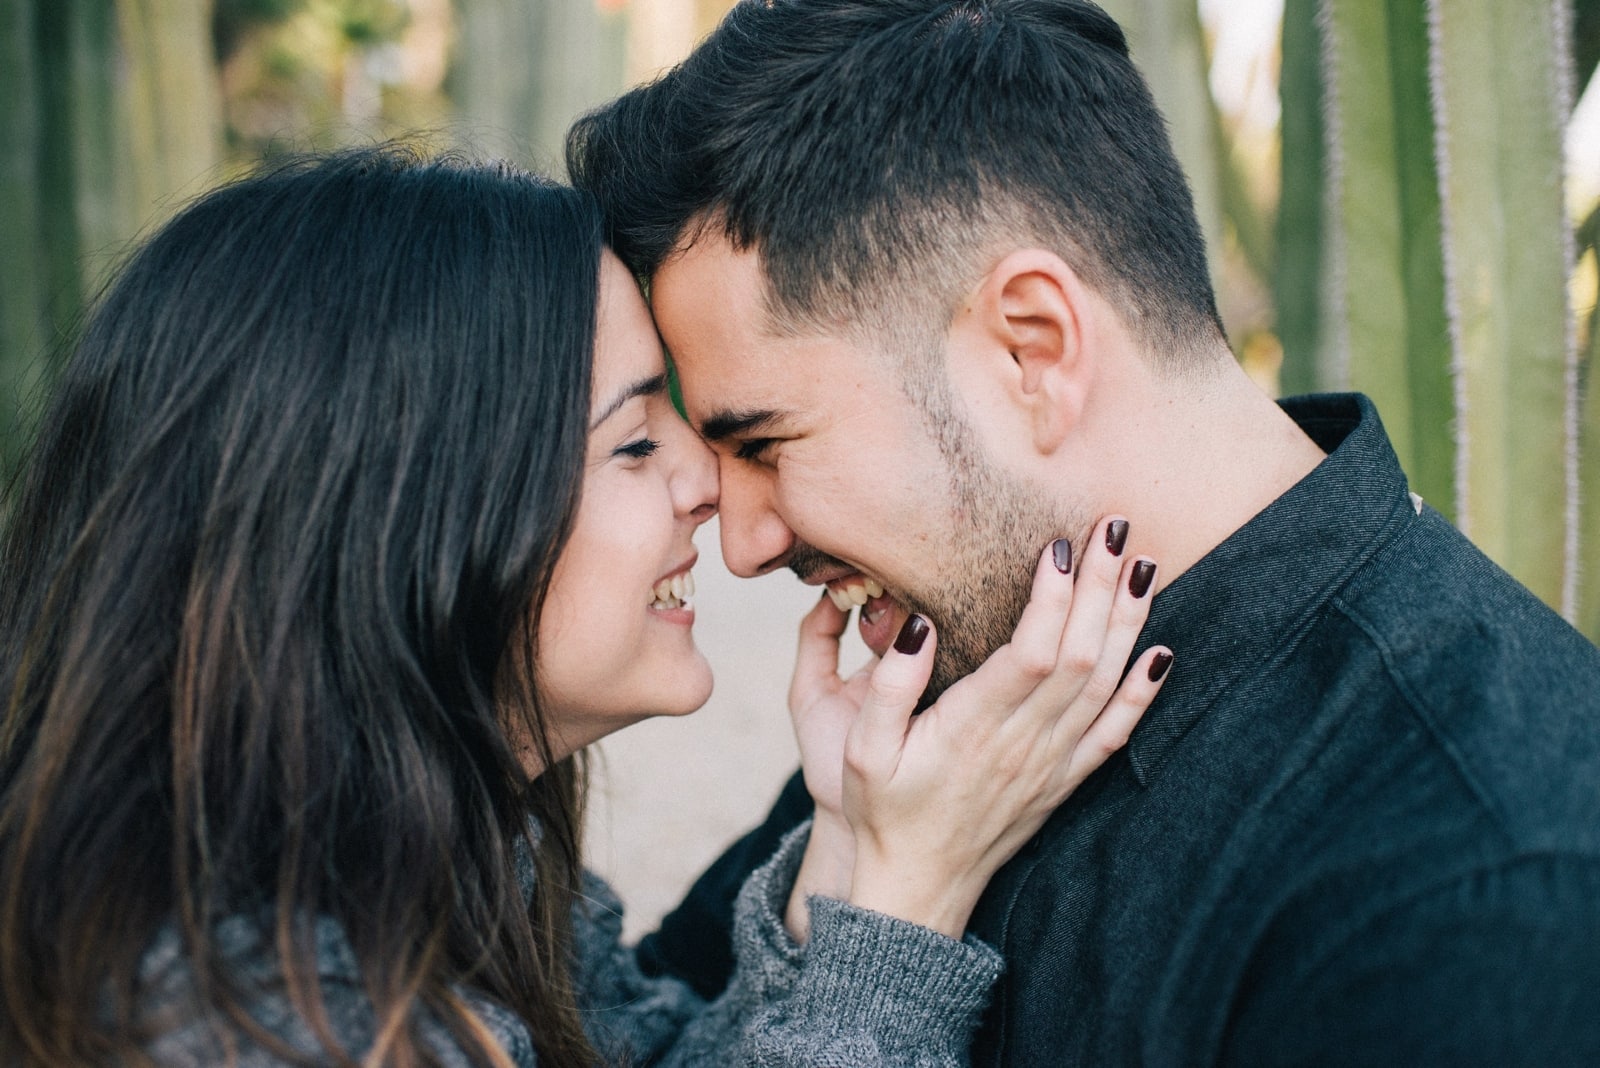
136;915;538;1067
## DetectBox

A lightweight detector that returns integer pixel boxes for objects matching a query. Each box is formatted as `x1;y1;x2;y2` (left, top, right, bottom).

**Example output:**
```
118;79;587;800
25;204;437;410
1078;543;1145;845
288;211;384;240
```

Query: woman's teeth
826;577;884;612
650;571;695;610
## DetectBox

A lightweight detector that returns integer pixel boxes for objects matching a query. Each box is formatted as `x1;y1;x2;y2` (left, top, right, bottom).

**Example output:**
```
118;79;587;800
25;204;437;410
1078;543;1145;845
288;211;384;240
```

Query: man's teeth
827;578;884;611
650;571;695;609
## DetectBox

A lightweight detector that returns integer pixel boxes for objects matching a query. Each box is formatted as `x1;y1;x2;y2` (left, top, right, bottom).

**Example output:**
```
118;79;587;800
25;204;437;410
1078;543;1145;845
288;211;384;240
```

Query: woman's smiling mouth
649;567;696;611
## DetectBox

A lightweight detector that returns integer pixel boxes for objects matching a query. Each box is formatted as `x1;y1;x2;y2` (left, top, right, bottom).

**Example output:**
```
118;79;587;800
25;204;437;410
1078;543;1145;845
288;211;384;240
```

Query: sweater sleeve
578;821;1003;1067
739;894;1004;1067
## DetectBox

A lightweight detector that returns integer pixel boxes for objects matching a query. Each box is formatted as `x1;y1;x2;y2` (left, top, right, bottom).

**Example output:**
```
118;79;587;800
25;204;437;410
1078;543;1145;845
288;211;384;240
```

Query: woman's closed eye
615;437;661;461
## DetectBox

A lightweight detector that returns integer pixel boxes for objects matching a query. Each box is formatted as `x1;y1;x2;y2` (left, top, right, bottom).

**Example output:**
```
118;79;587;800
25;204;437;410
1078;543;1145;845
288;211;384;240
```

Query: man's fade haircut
567;0;1225;363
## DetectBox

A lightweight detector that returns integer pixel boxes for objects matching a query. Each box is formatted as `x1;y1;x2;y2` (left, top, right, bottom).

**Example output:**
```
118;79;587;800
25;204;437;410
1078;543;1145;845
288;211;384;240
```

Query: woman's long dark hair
0;147;602;1067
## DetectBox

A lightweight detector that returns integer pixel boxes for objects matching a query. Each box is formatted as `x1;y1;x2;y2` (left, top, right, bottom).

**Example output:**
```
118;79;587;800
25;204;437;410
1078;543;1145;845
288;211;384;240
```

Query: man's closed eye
735;438;778;462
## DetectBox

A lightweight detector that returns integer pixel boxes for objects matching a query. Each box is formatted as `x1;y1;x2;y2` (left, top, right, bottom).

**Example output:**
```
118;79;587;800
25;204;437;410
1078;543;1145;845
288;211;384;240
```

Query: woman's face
533;252;719;762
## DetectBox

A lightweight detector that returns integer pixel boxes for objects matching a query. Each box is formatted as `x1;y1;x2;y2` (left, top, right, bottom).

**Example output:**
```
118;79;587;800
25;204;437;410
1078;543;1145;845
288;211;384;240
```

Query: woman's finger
1007;518;1143;731
939;539;1077;718
847;615;938;770
996;539;1081;689
1051;516;1132;682
1050;553;1159;722
1063;645;1173;783
789;592;849;710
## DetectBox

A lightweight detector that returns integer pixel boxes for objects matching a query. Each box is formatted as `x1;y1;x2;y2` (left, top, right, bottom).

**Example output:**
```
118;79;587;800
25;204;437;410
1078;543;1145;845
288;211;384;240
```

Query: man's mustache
787;542;853;583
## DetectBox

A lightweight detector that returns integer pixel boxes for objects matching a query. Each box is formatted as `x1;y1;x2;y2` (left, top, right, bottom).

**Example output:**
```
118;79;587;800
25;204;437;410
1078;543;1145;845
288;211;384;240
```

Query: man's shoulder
995;502;1600;904
1324;506;1600;845
1334;503;1594;663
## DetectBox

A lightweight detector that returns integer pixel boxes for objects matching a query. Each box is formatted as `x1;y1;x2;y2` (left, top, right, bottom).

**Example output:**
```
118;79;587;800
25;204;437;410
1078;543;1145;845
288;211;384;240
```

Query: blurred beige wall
625;0;735;83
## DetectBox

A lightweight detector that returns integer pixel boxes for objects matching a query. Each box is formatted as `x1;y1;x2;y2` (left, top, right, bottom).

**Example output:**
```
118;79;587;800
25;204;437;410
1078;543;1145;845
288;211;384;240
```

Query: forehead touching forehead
567;0;1226;369
651;225;947;451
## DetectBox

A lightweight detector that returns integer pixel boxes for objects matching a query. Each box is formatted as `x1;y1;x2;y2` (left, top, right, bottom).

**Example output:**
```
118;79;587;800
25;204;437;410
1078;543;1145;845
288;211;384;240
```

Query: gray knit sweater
138;823;1002;1065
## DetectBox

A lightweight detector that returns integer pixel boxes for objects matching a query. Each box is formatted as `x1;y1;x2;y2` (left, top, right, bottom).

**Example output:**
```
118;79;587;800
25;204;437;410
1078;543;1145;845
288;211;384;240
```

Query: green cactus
0;0;43;472
1285;0;1587;631
1580;205;1600;638
1429;0;1576;614
0;0;222;476
1317;0;1456;517
1275;0;1326;398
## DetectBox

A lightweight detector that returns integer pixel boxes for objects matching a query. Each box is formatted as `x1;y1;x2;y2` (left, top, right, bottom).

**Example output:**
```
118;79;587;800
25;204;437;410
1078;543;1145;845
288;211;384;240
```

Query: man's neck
1073;360;1327;596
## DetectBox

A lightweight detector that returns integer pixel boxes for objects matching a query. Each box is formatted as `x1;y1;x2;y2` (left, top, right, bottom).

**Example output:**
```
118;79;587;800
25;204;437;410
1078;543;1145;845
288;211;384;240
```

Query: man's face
652;233;1069;699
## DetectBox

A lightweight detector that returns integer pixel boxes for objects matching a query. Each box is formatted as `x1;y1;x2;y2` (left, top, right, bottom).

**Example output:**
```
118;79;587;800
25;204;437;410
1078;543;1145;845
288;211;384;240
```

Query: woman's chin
651;657;715;719
610;656;716;727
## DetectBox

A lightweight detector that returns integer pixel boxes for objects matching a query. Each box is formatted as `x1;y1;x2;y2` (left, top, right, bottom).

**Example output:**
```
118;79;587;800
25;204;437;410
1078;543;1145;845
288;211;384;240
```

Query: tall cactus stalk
1317;0;1455;516
1293;0;1583;626
71;0;135;278
1275;0;1326;397
0;0;115;474
117;0;226;227
0;0;43;469
1428;0;1578;615
0;0;222;472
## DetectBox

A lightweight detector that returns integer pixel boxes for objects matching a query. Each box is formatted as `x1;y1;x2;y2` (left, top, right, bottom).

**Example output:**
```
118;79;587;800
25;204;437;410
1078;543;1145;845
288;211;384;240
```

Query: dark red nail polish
1106;519;1129;556
894;614;930;656
1052;538;1073;574
1148;650;1173;682
1129;559;1156;598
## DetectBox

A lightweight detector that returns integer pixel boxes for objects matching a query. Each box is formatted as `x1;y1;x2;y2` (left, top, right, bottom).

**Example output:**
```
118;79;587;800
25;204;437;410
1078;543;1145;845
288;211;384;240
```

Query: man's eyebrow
699;408;782;442
590;373;668;430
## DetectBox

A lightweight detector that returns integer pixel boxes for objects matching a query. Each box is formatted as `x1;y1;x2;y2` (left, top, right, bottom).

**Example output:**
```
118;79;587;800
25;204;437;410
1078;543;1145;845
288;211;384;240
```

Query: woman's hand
840;518;1171;938
781;596;877;939
788;594;877;821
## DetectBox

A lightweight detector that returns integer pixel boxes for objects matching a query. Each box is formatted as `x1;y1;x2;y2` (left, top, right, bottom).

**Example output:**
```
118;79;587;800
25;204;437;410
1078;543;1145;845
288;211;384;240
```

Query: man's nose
669;417;719;526
715;459;794;578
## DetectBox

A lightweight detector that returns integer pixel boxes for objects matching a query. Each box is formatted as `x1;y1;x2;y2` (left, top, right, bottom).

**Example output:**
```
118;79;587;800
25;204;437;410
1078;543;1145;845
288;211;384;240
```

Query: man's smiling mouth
790;546;905;653
824;575;903;653
824;575;883;612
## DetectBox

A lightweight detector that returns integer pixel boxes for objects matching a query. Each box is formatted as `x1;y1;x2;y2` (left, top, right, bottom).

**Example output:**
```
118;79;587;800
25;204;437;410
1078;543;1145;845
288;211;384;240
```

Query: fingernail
1106;519;1129;557
1051;538;1073;574
1129;559;1156;598
893;614;930;656
1148;650;1173;682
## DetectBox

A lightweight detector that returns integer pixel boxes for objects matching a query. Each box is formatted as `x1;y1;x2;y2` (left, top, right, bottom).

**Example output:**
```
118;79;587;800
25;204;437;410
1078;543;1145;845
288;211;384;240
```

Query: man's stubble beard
900;355;1090;704
784;334;1089;706
786;452;1071;706
906;432;1083;702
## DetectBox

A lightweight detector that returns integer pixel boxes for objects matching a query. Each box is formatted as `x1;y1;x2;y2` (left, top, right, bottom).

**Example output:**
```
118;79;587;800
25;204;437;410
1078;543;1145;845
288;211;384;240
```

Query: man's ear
953;249;1094;455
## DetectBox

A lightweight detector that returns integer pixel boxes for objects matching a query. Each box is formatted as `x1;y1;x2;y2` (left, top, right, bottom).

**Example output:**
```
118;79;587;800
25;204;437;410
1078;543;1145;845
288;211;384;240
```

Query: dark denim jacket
645;393;1600;1066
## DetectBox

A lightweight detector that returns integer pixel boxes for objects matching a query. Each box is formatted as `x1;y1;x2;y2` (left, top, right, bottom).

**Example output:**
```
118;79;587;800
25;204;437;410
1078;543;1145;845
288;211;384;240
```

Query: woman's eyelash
616;437;661;459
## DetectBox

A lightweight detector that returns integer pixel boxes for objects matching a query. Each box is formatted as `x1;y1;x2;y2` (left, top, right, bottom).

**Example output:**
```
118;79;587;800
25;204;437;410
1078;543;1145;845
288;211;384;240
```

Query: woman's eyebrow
590;372;668;430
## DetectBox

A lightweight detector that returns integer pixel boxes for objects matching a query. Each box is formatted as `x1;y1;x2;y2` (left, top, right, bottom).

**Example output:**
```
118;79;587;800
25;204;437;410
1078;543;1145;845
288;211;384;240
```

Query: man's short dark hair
567;0;1225;360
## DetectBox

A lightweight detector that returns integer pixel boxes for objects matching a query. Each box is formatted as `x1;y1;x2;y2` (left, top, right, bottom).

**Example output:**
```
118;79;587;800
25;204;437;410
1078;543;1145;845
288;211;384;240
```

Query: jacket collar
1123;393;1419;785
